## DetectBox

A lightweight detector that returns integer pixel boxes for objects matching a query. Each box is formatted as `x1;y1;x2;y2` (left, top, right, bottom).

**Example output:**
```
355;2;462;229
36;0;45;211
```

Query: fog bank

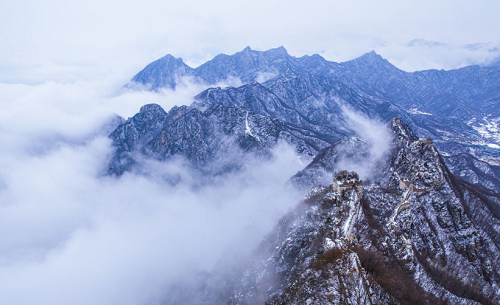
0;80;303;305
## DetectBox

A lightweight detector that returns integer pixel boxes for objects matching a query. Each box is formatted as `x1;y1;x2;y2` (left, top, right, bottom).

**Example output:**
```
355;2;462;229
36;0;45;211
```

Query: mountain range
122;46;500;191
108;46;500;303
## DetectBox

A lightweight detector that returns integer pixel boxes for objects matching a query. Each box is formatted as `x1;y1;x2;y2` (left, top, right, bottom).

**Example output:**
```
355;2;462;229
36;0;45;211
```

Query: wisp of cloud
0;78;304;305
335;105;392;179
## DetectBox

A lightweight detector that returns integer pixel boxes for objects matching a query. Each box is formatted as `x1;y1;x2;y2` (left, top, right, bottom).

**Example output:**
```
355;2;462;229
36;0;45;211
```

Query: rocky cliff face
113;47;500;304
131;55;194;90
108;102;322;178
197;119;500;305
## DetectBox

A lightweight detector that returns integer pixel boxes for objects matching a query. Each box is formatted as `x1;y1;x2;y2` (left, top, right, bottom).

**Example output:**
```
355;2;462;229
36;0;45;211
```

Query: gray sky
1;0;500;84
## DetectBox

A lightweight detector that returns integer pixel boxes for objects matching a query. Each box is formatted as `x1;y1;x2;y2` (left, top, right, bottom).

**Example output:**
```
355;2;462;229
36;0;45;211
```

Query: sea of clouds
0;78;304;305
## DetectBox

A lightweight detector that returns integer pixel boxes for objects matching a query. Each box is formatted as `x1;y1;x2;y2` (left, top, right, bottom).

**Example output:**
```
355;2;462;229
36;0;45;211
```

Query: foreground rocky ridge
193;119;500;305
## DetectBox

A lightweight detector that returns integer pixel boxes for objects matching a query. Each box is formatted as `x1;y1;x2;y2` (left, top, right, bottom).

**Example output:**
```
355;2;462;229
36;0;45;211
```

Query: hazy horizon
2;0;500;85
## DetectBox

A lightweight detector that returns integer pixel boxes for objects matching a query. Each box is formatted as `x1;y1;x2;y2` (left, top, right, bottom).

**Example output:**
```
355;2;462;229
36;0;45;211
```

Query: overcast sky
1;0;500;84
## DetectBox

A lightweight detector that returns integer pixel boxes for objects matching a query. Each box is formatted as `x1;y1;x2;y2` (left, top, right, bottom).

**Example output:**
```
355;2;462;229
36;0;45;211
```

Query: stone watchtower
332;170;363;197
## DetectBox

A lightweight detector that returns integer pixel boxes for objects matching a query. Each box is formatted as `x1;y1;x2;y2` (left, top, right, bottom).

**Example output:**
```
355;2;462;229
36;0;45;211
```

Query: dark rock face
443;153;500;192
128;46;500;190
197;119;500;305
108;102;320;178
109;103;169;174
131;55;194;90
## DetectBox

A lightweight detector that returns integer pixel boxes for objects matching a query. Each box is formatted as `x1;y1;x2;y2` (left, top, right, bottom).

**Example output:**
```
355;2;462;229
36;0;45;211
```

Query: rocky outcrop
108;103;322;177
196;119;500;305
131;55;194;90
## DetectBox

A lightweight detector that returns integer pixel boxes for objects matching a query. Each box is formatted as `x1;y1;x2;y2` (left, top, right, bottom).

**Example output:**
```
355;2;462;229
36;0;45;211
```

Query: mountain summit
130;46;297;90
123;47;500;192
131;54;193;90
109;46;500;304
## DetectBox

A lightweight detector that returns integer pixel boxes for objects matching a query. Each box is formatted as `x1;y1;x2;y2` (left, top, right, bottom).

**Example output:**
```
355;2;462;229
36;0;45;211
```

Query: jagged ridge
194;119;500;305
111;47;500;304
127;46;500;190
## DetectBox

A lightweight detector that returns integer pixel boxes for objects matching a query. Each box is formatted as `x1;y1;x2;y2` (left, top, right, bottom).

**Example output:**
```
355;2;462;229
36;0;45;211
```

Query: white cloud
2;0;500;83
335;106;392;179
0;79;304;305
376;41;500;72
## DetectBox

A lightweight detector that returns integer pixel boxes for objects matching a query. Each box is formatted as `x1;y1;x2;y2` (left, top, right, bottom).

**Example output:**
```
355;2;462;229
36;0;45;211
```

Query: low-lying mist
0;79;304;305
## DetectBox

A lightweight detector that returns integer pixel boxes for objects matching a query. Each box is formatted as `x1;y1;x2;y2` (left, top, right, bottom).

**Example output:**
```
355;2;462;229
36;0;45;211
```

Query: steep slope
198;119;500;305
334;52;500;172
443;153;500;192
193;73;410;144
131;55;194;90
108;103;324;177
193;46;300;84
193;65;499;190
125;46;500;190
130;46;311;90
336;51;500;119
132;47;500;121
